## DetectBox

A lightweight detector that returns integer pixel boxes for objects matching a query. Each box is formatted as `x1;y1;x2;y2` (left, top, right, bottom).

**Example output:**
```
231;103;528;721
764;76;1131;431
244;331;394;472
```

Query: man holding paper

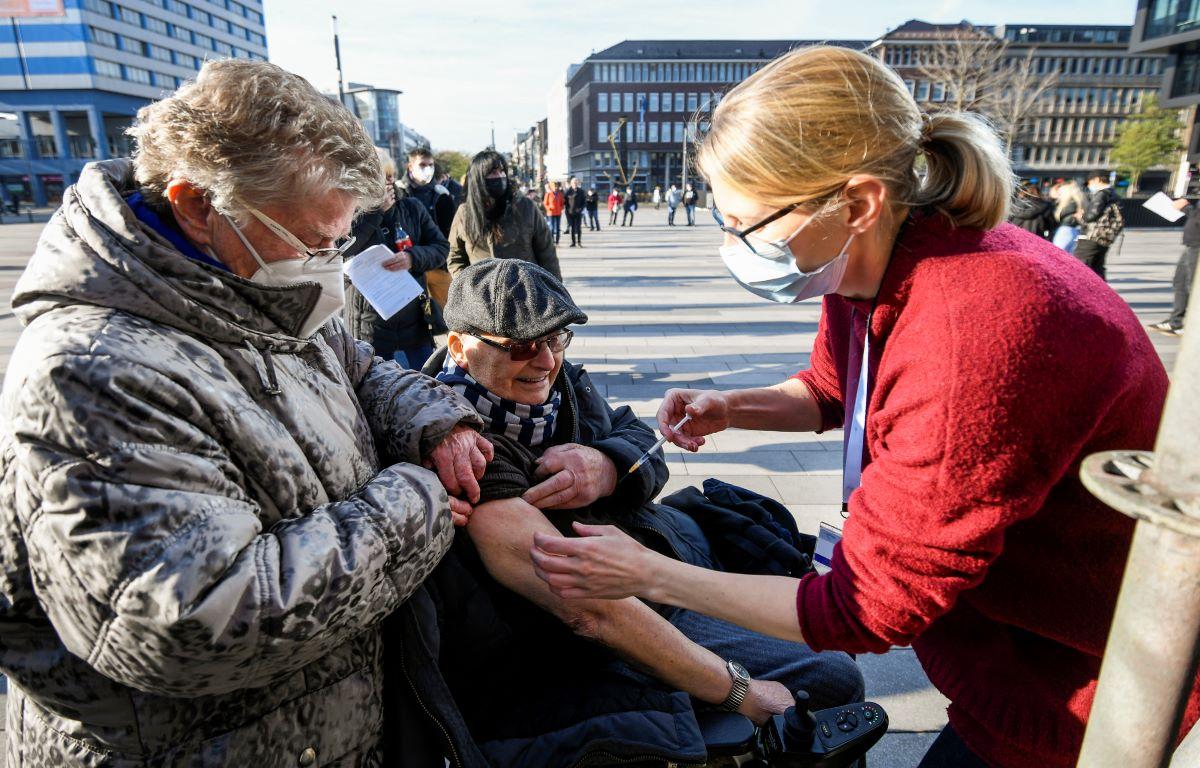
344;150;450;369
1148;194;1196;337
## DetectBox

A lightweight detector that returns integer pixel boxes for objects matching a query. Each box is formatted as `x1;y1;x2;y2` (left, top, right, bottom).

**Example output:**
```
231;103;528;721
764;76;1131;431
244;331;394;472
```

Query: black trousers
566;212;583;243
1074;238;1110;281
915;725;991;768
1169;245;1198;328
668;206;677;225
622;206;635;225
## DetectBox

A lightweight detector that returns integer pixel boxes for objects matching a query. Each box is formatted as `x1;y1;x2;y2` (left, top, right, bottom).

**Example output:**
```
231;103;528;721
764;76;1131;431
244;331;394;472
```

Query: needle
626;414;692;476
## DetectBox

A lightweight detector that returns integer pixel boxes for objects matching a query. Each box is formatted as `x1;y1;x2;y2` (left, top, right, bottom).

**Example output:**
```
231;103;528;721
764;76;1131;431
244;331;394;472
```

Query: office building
0;0;268;206
339;82;428;161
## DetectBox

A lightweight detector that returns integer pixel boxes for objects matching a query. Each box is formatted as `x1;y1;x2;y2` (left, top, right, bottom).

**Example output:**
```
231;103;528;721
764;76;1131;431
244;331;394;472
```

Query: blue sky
262;0;1139;152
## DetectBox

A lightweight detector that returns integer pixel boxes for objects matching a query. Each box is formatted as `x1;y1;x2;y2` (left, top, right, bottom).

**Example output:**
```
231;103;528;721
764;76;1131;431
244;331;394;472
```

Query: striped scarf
437;359;561;448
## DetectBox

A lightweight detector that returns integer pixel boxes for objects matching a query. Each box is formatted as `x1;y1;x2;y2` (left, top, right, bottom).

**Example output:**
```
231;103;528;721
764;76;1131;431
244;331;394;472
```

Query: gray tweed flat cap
444;259;588;339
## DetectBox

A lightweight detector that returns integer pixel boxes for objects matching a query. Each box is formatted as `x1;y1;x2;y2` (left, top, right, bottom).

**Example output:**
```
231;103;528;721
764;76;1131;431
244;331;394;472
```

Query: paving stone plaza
0;214;1187;766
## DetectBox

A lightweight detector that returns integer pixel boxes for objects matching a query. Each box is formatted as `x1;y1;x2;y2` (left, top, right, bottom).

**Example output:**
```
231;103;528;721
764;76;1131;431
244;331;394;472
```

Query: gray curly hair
128;59;385;218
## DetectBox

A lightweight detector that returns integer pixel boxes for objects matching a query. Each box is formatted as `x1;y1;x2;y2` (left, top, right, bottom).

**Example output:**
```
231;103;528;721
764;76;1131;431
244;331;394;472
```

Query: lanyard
841;310;872;512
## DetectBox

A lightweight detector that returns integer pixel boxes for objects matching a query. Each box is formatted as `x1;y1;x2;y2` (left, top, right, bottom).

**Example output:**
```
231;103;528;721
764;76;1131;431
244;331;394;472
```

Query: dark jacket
584;189;599;211
623;190;639;210
345;197;449;360
1009;196;1057;240
683;188;699;206
399;173;457;237
1082;185;1118;224
1182;202;1200;247
446;195;561;280
564;186;588;215
398;349;722;768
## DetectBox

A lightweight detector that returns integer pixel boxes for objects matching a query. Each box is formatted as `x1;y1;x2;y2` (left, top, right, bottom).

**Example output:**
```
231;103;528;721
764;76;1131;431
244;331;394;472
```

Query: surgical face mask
719;212;855;304
223;211;346;338
484;177;508;198
412;165;435;185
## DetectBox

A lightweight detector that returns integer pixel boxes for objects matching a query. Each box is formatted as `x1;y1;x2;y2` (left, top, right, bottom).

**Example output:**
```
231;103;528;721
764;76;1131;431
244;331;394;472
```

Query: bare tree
989;48;1059;160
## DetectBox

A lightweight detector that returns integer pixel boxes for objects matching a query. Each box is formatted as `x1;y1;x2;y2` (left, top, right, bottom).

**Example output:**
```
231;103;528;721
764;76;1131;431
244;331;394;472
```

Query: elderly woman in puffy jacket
0;59;492;766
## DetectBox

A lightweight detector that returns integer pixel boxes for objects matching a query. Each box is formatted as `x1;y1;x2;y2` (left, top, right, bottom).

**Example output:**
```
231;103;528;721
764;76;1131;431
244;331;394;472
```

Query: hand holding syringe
625;414;692;476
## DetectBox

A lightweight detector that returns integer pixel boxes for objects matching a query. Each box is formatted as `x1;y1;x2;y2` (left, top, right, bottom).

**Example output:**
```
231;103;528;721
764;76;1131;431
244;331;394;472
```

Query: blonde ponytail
697;45;1015;231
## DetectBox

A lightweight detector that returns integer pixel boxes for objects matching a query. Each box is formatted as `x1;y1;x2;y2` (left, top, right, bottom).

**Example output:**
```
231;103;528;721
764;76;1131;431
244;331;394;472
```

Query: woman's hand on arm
532;522;807;643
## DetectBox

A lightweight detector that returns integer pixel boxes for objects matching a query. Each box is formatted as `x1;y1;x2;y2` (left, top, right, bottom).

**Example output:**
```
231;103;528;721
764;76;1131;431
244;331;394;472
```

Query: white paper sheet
342;244;423;320
1143;192;1186;223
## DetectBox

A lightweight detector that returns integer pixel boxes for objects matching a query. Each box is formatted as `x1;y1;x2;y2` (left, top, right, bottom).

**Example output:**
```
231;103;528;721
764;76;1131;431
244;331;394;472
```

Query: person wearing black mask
585;185;601;230
447;150;561;279
564;176;588;247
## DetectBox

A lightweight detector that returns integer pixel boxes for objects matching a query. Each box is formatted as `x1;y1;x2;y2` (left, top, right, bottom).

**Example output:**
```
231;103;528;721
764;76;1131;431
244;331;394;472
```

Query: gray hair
128;59;385;217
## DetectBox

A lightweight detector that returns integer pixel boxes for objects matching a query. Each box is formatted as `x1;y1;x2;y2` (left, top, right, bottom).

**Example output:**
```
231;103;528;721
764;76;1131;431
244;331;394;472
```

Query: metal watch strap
720;660;751;712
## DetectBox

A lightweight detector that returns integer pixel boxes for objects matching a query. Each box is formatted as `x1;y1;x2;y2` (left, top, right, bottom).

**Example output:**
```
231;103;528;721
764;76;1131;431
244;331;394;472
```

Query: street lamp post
618;113;629;188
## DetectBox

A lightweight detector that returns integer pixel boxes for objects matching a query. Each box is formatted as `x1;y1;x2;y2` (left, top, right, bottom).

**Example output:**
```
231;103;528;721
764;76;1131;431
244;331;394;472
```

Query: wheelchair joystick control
759;689;889;767
782;691;817;746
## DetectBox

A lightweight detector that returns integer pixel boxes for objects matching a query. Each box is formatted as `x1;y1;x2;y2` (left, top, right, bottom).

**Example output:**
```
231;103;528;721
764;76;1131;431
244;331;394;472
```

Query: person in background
397;146;457;238
447;149;560;280
345;149;450;370
683;182;699;225
585;184;601;230
0;58;491;766
1052;179;1086;253
1075;171;1121;280
608;186;623;225
622;185;639;226
1008;181;1056;240
543;180;565;245
652;184;663;209
564;176;588;248
666;183;682;225
438;163;465;207
1148;195;1197;337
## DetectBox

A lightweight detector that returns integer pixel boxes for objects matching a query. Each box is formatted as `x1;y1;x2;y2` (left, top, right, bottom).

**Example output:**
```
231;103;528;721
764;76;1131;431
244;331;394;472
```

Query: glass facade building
0;0;268;206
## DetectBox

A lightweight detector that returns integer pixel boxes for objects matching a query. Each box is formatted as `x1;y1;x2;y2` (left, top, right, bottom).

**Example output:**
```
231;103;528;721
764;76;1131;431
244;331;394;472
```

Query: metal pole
331;15;345;105
12;18;31;91
1076;260;1200;768
681;120;689;192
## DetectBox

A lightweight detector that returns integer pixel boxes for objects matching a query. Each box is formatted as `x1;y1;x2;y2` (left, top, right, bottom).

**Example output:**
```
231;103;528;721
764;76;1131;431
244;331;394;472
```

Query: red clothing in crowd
607;192;623;212
543;189;565;216
792;213;1192;768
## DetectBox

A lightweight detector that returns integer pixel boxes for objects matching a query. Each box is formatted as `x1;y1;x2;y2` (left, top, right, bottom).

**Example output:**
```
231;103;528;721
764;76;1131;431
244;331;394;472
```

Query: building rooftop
586;39;869;61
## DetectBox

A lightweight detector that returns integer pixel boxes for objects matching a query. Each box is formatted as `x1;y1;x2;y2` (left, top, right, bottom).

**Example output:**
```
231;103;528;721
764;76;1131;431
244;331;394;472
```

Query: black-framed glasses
712;203;801;256
468;329;574;361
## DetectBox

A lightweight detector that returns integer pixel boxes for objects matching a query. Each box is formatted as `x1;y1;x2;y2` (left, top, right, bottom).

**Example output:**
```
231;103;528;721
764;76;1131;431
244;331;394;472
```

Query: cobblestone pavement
0;215;1186;767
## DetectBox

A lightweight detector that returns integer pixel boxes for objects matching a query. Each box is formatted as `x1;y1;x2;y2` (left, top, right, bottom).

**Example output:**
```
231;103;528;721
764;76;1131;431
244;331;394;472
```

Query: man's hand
657;388;731;452
383;250;413;271
426;425;493;504
738;679;794;725
522;443;617;510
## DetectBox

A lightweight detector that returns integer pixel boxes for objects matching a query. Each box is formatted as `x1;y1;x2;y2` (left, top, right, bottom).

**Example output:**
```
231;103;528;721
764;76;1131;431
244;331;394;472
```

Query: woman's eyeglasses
246;207;357;266
468;330;574;361
711;203;800;257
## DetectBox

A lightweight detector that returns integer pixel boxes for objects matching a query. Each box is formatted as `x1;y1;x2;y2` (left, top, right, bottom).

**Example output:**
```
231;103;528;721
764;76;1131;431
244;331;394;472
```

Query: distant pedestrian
438;165;465;207
652;185;662;209
622;186;638;226
608;188;623;225
543;180;565;244
683;183;699;225
1148;196;1197;337
666;184;681;225
564;176;587;247
1008;182;1056;240
1052;180;1086;254
447;149;560;279
1075;171;1123;280
585;185;601;230
397;146;456;237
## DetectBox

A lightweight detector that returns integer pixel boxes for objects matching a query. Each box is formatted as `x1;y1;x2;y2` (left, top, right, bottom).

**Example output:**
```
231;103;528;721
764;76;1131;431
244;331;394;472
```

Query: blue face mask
719;212;855;303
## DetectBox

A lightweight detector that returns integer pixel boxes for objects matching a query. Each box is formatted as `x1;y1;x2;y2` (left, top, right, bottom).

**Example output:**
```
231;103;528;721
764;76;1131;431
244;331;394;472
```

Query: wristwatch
720;660;751;712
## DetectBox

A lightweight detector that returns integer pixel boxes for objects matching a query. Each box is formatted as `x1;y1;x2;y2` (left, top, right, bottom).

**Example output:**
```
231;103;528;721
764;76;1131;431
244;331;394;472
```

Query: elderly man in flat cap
412;259;864;766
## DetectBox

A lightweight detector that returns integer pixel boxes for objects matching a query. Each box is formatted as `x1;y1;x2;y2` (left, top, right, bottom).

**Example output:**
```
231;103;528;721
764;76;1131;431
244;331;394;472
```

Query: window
90;26;117;46
649;122;659;142
674;122;684;142
915;81;930;101
636;92;646;115
903;79;915;95
166;0;189;14
120;7;141;25
190;7;210;24
598;121;608;142
212;16;230;33
154;72;176;88
598;92;608;112
145;15;168;34
175;52;197;68
148;44;172;62
931;82;945;102
649;92;659;112
661;122;671;142
126;65;152;84
84;0;112;16
214;40;232;55
193;32;213;49
686;92;698;113
121;37;146;55
636;122;645;142
623;92;633;112
674;92;684;111
625;121;633;141
171;24;191;41
609;92;619;113
95;59;122;78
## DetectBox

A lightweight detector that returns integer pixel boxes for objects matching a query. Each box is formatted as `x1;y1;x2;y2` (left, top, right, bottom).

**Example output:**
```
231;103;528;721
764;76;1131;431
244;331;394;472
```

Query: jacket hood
12;159;323;349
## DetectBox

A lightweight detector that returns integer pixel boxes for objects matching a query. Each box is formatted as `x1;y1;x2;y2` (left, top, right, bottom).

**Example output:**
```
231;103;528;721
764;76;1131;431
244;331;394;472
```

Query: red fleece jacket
792;213;1191;768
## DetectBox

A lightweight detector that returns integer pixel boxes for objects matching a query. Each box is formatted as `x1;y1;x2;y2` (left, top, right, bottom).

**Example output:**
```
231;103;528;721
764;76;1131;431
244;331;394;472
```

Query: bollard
1077;261;1200;768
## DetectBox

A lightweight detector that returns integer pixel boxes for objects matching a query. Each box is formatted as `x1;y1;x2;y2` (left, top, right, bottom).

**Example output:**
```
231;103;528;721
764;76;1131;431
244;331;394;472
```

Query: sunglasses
468;330;574;361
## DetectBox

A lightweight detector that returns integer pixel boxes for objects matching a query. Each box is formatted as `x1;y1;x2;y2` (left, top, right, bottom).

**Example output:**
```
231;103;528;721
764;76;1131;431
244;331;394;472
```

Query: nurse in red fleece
531;45;1187;768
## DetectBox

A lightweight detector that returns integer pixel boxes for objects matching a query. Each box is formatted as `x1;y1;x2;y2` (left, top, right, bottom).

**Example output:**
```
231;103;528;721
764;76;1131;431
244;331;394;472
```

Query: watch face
729;661;749;681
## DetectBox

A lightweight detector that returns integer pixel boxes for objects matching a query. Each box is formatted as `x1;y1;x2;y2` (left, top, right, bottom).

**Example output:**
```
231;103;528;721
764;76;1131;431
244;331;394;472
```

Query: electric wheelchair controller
698;690;889;767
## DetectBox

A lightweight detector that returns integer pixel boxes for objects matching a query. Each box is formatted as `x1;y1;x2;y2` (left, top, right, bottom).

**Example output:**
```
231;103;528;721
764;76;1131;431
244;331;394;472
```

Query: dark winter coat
344;198;449;360
1009;196;1057;240
399;173;457;237
446;195;561;280
563;186;587;215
